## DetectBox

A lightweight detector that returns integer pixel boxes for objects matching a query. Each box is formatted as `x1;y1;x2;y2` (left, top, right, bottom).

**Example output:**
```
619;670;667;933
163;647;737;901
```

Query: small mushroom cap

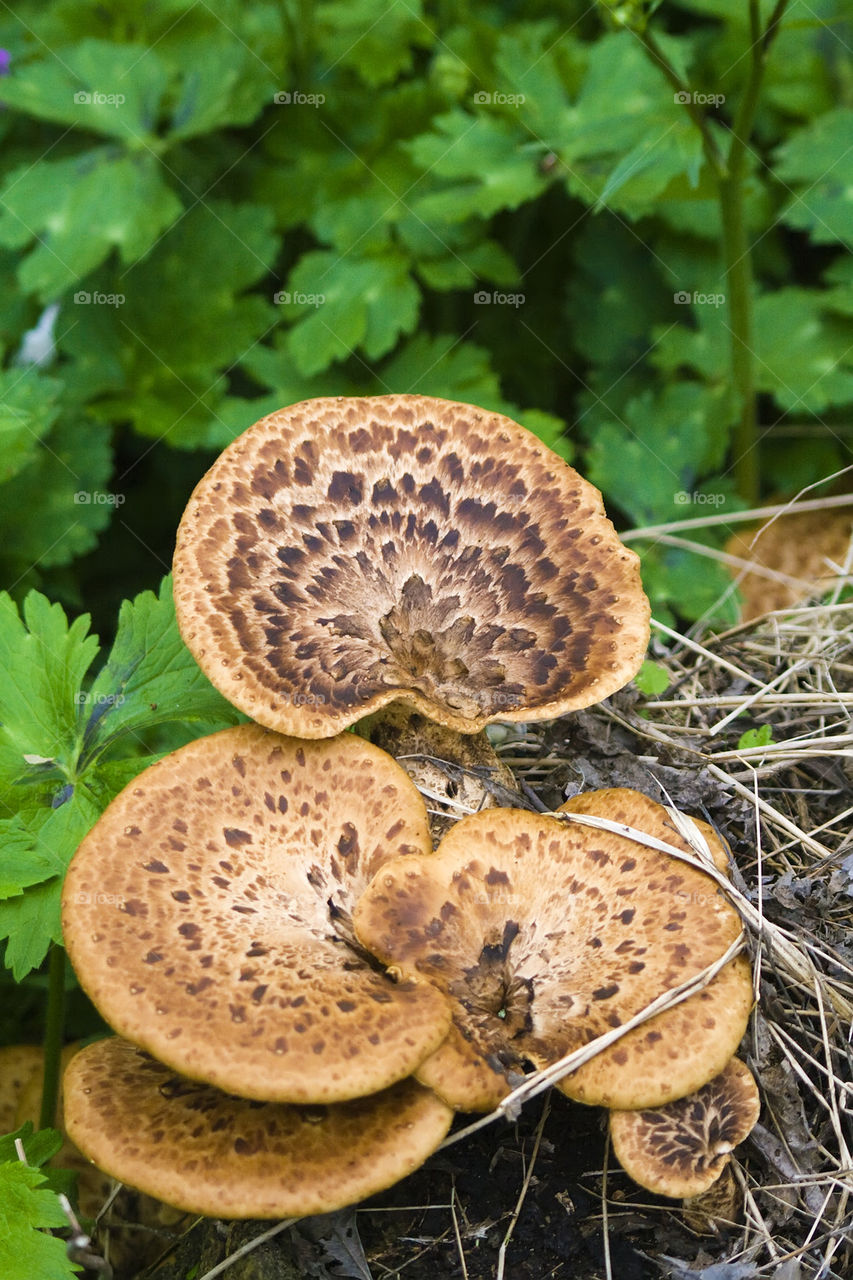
725;508;852;621
353;795;752;1112
63;1038;454;1219
0;1045;44;1133
610;1057;760;1198
173;394;650;737
62;725;451;1103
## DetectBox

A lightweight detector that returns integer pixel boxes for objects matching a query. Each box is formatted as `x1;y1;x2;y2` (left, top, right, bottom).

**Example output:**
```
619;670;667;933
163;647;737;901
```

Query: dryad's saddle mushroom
61;725;450;1103
64;1037;454;1219
353;790;753;1112
610;1057;760;1198
173;395;650;737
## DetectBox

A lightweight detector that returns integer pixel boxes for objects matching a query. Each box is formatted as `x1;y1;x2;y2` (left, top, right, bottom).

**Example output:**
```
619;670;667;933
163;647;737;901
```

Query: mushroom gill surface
173;394;649;735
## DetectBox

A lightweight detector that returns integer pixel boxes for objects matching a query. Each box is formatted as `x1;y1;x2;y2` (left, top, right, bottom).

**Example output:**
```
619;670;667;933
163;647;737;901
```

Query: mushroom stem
356;703;522;841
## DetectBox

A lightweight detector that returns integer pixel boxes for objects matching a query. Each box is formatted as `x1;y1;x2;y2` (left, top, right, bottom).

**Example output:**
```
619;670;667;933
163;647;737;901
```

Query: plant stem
39;945;66;1132
632;0;790;505
717;0;789;505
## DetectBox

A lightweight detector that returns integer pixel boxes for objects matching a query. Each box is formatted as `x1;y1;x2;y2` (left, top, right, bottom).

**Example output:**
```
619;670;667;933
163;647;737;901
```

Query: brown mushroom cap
0;1045;44;1133
725;507;852;621
353;794;752;1112
610;1057;760;1198
62;724;451;1103
63;1037;454;1219
559;789;732;877
173;395;650;737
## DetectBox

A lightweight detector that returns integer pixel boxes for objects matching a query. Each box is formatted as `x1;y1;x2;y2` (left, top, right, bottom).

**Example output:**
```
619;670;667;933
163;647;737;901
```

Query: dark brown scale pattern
61;725;450;1104
173;396;650;736
64;1038;454;1219
353;792;753;1112
610;1058;760;1197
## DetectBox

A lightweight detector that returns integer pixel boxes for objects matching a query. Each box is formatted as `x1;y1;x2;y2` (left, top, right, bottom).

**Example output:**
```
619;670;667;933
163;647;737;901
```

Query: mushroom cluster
61;395;757;1219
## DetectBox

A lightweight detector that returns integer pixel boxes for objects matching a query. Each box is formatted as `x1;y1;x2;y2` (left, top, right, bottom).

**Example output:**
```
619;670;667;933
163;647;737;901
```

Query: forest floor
92;597;853;1280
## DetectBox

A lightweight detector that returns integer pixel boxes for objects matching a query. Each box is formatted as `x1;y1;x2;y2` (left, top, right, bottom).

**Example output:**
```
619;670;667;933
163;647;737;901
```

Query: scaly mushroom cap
725;507;852;620
62;725;451;1103
64;1038;454;1219
173;395;650;736
353;794;752;1111
610;1057;760;1198
0;1045;44;1133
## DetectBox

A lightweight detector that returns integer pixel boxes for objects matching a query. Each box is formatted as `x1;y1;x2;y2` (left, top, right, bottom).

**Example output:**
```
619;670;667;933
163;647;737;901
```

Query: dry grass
492;591;853;1278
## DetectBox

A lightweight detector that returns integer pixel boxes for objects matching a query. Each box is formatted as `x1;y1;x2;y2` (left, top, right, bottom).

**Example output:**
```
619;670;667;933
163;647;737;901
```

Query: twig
196;1220;297;1280
496;1096;550;1280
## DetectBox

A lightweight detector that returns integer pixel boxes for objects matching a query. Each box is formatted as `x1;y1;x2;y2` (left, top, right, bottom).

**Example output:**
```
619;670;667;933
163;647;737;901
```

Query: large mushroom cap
62;725;451;1103
64;1038;454;1219
173;395;649;737
610;1057;760;1198
353;793;752;1112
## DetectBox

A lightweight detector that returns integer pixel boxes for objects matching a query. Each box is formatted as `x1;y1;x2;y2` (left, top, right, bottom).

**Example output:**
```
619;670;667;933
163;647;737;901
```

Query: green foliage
0;1126;79;1280
738;724;775;750
0;578;241;977
0;0;848;620
634;660;671;697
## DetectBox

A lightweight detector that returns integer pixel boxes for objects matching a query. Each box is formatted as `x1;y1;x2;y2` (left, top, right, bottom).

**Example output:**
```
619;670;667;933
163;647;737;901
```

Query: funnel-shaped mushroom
173;395;649;737
610;1057;760;1198
64;1037;454;1219
62;725;451;1103
353;791;752;1111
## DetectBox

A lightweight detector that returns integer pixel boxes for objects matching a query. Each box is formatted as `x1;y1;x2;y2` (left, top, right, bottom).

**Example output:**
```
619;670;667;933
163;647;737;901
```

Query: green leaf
583;382;734;524
776;108;853;246
653;289;853;414
286;249;420;374
82;576;242;763
0;592;98;786
316;0;432;86
0;817;65;900
737;725;775;750
166;39;274;140
94;201;278;446
0;1124;63;1168
0;150;182;300
0;370;64;483
0;418;113;587
635;660;670;697
0;794;101;978
0;39;168;141
0;1158;78;1280
406;111;549;223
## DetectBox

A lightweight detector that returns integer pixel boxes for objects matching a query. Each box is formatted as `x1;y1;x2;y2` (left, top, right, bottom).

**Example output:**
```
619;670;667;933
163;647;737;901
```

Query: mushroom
609;1057;760;1198
172;394;650;739
61;724;451;1103
0;1044;44;1133
725;507;852;620
63;1037;454;1219
353;791;752;1112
